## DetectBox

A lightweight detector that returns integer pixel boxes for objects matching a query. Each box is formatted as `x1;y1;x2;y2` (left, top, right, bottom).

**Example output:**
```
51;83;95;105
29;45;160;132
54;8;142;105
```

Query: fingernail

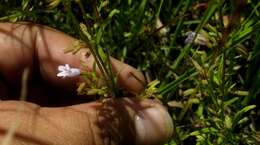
134;105;174;145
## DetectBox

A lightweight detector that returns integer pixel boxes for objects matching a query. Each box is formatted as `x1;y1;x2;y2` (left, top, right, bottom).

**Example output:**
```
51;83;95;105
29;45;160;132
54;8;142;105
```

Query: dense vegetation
0;0;260;144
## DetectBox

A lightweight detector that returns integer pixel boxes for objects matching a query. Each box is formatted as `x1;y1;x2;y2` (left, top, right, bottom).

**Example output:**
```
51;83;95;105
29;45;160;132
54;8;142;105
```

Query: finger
0;98;173;145
0;22;145;93
81;54;145;93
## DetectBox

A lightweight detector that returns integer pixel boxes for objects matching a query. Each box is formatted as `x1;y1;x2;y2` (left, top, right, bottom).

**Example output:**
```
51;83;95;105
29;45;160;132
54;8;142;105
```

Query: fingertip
134;105;174;145
71;98;173;145
123;68;146;93
111;58;145;94
115;98;174;145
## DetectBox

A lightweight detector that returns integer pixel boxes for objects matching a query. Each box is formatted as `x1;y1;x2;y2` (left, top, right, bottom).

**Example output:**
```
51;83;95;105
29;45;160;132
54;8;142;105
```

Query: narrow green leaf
159;68;198;96
233;105;256;127
108;9;120;19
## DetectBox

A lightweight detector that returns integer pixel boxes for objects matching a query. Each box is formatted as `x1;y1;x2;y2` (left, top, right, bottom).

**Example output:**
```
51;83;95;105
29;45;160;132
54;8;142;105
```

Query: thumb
70;98;174;145
0;98;173;145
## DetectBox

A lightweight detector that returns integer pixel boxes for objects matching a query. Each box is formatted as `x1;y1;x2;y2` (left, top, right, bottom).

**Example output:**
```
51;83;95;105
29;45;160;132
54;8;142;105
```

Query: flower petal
69;68;81;77
57;71;68;77
58;65;66;71
65;64;70;70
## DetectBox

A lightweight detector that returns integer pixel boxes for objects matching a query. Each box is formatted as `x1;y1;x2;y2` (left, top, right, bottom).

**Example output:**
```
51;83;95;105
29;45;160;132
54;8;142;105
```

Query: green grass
1;0;260;144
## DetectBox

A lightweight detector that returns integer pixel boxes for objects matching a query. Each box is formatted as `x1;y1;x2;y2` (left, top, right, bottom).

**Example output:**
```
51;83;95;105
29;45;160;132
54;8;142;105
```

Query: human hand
0;22;173;145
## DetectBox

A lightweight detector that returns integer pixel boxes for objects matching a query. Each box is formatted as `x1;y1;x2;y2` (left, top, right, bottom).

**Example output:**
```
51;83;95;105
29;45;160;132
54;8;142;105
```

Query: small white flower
185;31;196;44
57;64;81;78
